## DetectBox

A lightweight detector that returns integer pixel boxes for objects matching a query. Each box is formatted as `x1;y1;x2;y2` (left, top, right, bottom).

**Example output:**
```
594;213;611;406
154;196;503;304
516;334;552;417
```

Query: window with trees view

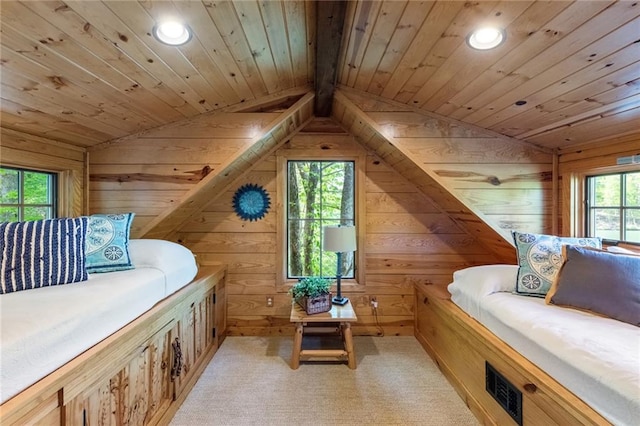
586;171;640;244
287;160;355;279
0;167;57;222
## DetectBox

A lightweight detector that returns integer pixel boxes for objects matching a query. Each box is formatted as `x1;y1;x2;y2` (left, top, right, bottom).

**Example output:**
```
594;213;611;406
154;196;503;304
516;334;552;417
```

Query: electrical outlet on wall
266;296;274;307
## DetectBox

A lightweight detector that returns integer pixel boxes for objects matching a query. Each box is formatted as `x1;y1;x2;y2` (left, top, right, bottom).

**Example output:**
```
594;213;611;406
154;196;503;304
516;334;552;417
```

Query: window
0;166;57;222
586;171;640;244
287;160;355;279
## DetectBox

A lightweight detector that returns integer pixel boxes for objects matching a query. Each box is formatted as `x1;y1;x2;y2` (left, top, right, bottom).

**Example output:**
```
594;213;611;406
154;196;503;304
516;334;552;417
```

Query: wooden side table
290;300;358;369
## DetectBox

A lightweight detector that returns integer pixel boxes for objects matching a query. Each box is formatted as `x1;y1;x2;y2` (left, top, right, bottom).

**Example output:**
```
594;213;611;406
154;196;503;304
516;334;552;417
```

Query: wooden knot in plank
488;176;501;186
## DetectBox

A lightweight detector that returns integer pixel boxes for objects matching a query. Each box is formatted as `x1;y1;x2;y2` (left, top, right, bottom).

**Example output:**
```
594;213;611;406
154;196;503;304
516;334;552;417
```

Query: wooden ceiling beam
314;0;347;117
332;89;517;263
89;86;311;151
137;92;315;240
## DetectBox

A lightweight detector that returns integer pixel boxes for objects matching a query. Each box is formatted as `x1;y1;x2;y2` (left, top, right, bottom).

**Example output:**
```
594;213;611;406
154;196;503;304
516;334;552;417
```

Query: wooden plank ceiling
1;1;639;151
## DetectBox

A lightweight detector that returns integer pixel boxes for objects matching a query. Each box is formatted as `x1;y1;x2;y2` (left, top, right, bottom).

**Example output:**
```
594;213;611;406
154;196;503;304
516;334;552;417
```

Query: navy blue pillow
0;217;88;294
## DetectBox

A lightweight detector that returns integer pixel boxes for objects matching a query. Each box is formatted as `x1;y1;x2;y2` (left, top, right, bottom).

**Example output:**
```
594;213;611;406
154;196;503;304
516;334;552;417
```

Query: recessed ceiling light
466;27;505;50
153;21;192;46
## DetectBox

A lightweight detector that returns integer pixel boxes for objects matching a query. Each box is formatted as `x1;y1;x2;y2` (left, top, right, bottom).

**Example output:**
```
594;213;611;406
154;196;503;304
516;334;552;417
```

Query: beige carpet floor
170;336;479;426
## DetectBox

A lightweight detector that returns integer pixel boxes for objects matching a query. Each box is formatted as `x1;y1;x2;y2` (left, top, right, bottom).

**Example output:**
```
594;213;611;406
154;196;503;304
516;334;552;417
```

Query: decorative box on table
289;277;333;315
296;293;332;315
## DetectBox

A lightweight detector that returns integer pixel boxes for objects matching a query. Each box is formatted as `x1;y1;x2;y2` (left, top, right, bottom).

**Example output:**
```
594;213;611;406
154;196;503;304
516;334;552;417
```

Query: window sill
277;279;365;294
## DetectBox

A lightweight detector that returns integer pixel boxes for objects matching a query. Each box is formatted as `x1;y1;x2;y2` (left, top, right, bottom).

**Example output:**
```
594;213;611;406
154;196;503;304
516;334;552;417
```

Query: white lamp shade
323;226;356;253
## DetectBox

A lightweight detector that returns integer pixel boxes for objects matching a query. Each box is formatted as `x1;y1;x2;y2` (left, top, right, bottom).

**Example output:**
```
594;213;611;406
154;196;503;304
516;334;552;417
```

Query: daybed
0;238;227;425
415;260;639;425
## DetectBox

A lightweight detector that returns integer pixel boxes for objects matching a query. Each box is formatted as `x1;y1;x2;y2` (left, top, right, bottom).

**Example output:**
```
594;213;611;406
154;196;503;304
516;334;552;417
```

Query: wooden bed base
0;265;227;426
414;283;611;426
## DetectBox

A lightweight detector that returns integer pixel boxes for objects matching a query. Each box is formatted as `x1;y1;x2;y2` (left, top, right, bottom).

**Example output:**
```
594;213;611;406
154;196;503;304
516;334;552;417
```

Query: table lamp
323;225;357;305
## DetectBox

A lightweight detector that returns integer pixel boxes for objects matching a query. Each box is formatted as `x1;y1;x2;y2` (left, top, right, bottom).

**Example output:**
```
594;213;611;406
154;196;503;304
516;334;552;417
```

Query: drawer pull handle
171;337;183;381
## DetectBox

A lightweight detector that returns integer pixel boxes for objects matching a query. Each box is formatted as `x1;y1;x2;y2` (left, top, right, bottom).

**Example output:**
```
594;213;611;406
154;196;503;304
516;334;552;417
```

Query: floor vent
486;362;523;425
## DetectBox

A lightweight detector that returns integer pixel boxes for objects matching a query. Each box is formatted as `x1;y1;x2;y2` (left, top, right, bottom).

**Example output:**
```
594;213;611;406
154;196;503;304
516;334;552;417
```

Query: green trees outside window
586;171;640;244
0;167;56;222
287;160;355;279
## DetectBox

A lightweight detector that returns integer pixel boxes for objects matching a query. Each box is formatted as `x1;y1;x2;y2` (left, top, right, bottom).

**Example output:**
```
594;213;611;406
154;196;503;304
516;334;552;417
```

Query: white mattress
0;239;197;404
448;265;640;426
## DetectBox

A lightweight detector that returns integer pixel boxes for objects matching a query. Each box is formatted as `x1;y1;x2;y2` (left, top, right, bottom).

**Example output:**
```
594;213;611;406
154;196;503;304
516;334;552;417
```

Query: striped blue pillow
0;217;89;294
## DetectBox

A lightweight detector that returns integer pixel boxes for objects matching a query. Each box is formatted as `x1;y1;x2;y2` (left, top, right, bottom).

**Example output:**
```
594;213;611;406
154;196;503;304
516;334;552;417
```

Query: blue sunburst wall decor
233;183;271;221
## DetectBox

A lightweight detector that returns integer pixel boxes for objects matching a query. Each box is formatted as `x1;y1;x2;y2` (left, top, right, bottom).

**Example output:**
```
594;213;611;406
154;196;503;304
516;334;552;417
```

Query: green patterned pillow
512;231;601;297
85;213;135;273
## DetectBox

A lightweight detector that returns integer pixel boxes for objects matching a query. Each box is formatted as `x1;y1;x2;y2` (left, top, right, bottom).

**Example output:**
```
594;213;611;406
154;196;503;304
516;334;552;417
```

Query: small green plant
288;276;331;301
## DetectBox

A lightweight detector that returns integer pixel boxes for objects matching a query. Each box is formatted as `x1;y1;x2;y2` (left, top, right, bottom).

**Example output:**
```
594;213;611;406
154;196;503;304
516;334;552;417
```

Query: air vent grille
486;362;522;425
616;154;640;165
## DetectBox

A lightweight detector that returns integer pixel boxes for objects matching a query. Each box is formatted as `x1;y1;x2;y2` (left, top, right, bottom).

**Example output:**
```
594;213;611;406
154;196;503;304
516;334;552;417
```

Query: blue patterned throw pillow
0;217;88;294
85;213;135;273
512;231;601;297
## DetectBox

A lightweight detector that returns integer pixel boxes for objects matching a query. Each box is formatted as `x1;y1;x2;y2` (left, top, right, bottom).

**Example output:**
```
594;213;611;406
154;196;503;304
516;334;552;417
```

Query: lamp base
332;296;349;305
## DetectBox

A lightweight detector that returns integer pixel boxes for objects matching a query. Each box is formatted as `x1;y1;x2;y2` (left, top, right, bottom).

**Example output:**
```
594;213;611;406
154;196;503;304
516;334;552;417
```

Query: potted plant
289;276;332;315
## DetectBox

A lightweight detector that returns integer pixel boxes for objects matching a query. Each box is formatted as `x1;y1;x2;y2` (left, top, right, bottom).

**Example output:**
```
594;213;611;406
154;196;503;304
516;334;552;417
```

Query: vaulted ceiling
1;1;639;152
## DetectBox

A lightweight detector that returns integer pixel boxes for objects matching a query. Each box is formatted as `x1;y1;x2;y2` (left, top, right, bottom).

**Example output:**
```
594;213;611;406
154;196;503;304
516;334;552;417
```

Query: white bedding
0;239;197;404
448;265;640;426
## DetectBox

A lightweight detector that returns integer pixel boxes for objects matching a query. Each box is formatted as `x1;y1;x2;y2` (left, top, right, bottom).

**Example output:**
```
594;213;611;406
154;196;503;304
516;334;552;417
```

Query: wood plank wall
0;128;86;217
339;89;555;239
173;119;502;336
89;113;280;236
333;91;517;263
